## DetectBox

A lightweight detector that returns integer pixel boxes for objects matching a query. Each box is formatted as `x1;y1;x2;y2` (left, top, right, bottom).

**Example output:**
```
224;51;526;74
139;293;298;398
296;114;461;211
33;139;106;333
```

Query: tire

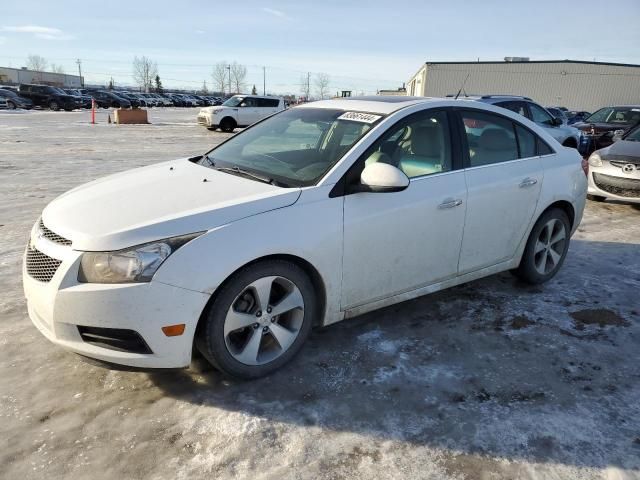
48;100;60;111
7;101;16;110
513;208;571;285
219;117;236;133
195;260;317;379
587;194;606;202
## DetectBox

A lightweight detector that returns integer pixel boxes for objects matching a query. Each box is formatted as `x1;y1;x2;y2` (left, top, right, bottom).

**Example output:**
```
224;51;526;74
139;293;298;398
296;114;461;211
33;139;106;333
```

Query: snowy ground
1;108;639;480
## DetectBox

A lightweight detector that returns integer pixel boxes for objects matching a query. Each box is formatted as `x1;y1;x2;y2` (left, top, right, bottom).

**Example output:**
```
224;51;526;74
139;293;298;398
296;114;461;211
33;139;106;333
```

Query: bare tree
132;56;158;92
211;62;228;95
314;73;330;99
26;54;47;71
230;62;247;94
50;63;65;74
299;74;311;101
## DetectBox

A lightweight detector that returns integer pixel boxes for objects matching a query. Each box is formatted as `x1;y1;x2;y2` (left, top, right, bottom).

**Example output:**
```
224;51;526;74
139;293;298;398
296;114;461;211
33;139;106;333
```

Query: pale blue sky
1;0;639;94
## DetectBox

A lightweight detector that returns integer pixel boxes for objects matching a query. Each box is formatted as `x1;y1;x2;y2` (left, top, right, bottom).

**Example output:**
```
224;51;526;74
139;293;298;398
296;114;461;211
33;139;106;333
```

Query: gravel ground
1;108;639;480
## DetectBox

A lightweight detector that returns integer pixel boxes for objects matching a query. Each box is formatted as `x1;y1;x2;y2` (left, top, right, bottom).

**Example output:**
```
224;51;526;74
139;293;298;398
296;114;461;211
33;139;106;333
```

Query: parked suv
456;95;583;151
85;90;132;109
198;95;285;132
0;88;33;109
18;84;80;111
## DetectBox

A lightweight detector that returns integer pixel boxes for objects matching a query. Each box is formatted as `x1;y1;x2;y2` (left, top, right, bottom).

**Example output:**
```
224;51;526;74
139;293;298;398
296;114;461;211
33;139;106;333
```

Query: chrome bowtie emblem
622;164;635;173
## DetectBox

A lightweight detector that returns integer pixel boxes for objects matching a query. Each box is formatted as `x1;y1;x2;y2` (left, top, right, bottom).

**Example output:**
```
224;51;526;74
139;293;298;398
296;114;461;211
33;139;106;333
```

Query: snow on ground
0;108;639;480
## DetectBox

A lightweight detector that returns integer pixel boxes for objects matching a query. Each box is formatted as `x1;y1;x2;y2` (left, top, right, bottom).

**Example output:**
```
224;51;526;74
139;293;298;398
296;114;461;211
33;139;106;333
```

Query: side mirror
353;163;409;193
551;117;563;126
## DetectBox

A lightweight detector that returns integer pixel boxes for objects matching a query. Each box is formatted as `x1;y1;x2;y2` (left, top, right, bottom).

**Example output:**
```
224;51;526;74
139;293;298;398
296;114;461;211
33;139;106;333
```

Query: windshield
585;107;640;124
223;96;244;107
201;108;381;187
623;125;640;142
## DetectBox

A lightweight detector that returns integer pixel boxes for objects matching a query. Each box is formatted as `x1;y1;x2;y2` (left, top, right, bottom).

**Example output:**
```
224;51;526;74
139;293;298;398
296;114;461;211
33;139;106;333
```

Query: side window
497;101;527;117
537;138;554;155
514;124;536;158
241;97;258;107
529;103;554;125
460;110;518;167
363;110;452;179
257;98;280;107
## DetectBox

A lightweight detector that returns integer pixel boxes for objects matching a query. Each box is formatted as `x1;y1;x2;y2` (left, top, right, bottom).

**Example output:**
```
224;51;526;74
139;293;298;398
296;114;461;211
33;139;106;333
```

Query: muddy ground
1;108;639;480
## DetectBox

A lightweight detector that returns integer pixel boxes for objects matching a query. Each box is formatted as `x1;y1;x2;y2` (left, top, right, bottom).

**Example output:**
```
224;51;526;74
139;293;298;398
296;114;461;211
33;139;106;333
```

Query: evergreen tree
251;84;257;95
155;75;163;93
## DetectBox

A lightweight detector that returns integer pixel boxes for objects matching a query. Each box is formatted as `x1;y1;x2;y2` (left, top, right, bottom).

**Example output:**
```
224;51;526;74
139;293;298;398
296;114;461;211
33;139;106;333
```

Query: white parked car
198;95;285;132
24;96;587;378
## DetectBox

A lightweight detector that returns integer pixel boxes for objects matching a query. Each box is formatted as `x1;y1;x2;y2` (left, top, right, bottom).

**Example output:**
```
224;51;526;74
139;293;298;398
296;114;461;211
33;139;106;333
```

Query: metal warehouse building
0;66;83;88
406;59;640;111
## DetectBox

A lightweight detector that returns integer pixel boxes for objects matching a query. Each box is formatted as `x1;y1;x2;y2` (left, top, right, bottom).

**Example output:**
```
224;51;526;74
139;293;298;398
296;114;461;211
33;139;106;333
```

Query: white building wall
407;61;640;111
0;67;83;88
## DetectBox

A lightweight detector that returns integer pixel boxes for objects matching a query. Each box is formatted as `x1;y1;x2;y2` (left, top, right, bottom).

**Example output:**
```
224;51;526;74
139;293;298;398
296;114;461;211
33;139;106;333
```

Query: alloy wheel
223;276;305;366
533;219;567;275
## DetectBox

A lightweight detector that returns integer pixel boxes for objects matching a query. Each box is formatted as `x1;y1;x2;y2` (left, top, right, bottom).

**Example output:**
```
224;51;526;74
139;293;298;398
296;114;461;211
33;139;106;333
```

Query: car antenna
454;73;470;100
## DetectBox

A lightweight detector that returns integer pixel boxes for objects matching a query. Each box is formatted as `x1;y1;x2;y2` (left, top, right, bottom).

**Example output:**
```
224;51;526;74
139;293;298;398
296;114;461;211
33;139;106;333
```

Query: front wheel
219;117;236;133
49;100;60;111
195;260;316;379
7;100;16;110
513;208;571;285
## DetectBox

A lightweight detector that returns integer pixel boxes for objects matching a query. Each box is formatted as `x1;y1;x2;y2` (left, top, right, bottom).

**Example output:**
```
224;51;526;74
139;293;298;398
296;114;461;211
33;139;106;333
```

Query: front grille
77;326;153;354
39;219;72;246
593;172;640;198
26;247;62;282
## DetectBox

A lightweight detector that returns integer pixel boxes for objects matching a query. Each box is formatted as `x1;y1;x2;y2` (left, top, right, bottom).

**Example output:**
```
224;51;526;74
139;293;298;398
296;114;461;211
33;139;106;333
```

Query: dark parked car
0;88;33;109
114;92;143;108
85;90;132;109
18;84;81;111
546;107;569;125
565;110;591;124
574;105;640;155
64;89;93;108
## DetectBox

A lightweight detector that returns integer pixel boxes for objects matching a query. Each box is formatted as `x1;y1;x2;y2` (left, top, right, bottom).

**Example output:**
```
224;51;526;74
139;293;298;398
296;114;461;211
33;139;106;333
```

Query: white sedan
23;96;587;378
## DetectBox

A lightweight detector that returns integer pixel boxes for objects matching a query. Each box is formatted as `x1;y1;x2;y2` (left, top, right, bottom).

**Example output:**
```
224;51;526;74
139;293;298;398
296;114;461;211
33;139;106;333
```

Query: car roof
300;96;436;114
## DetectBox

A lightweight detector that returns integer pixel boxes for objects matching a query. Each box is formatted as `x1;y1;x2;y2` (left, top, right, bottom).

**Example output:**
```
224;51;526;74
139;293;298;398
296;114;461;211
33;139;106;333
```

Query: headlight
588;153;603;168
212;109;222;115
78;233;202;283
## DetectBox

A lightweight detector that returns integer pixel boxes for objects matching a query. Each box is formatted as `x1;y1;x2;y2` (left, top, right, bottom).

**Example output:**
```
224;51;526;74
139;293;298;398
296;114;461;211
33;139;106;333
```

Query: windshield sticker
338;111;382;124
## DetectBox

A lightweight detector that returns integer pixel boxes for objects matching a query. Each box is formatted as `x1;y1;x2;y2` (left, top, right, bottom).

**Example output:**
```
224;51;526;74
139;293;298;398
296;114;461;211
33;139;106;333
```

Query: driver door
340;109;467;309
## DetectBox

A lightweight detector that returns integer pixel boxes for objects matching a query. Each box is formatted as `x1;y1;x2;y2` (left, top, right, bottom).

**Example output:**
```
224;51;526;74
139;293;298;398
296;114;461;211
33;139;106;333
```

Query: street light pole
76;59;83;87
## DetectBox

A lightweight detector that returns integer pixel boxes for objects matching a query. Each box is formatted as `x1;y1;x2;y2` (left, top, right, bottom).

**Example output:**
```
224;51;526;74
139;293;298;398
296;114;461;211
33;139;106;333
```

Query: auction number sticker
338;112;382;123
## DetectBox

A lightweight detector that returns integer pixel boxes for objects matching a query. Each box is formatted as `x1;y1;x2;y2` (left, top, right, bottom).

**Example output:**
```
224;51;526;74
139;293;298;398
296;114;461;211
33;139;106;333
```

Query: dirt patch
570;309;629;329
510;315;535;329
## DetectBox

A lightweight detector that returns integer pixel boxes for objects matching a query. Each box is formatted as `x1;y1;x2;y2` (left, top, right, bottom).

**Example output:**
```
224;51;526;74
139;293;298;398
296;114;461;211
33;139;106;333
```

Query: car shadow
148;240;640;471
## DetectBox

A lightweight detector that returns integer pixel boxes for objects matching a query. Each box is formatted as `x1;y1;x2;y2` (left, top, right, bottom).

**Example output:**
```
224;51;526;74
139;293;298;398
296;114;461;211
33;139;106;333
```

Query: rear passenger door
456;108;544;274
256;98;280;120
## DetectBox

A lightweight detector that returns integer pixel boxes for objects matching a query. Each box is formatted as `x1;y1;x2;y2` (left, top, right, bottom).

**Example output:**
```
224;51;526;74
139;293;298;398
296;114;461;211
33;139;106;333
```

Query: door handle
519;178;538;188
438;198;463;209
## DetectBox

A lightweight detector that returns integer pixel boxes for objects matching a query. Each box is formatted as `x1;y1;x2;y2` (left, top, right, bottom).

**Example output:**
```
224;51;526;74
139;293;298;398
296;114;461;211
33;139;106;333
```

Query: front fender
153;185;345;326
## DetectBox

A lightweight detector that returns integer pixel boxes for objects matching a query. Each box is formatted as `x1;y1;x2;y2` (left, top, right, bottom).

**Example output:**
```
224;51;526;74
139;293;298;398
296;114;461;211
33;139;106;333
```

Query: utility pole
263;66;266;95
227;64;231;95
76;58;83;87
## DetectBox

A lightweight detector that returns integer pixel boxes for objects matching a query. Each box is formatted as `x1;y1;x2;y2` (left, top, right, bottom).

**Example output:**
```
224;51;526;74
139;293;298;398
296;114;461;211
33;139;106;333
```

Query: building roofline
423;59;640;68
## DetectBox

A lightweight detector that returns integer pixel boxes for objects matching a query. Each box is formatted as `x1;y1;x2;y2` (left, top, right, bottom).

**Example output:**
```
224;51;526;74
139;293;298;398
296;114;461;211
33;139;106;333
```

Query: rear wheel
195;260;316;379
48;100;60;111
220;117;236;133
7;100;16;110
587;194;606;202
513;208;571;285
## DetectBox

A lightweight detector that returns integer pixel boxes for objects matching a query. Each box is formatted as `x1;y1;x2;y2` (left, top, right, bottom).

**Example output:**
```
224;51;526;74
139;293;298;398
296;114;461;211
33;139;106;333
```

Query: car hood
598;140;640;162
201;106;226;114
42;158;301;251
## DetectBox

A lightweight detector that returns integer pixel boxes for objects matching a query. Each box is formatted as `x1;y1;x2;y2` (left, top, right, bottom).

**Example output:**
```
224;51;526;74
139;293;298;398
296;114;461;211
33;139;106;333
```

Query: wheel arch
539;200;575;229
194;253;328;347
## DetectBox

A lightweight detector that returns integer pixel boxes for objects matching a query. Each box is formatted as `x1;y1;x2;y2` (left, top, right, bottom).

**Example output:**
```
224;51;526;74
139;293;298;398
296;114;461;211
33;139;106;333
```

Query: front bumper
23;230;210;368
588;163;640;203
197;113;216;127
